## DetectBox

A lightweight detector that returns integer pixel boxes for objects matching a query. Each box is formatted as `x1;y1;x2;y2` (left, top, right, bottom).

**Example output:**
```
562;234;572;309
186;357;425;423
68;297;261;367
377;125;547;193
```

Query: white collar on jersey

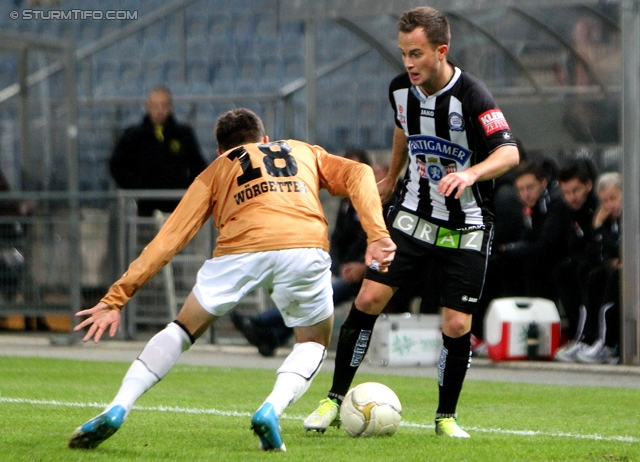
411;66;462;103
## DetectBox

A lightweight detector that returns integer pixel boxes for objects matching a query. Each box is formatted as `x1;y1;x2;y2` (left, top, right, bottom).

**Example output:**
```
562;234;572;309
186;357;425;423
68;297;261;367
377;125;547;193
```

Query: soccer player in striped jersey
68;108;396;452
304;6;519;438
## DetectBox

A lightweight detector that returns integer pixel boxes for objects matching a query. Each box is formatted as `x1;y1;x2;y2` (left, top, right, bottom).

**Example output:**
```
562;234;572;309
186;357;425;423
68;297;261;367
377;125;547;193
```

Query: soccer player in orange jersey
68;108;396;452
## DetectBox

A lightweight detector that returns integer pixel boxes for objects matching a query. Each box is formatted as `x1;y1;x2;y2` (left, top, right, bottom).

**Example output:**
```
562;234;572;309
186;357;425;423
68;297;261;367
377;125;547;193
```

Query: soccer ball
340;382;402;437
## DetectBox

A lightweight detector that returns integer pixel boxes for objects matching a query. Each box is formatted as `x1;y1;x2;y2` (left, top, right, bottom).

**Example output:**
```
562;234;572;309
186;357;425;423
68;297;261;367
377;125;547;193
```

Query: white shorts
192;248;333;327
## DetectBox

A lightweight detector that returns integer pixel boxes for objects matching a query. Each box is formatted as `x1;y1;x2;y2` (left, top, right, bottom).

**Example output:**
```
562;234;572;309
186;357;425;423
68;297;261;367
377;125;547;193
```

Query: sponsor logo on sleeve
478;109;510;136
397;104;406;124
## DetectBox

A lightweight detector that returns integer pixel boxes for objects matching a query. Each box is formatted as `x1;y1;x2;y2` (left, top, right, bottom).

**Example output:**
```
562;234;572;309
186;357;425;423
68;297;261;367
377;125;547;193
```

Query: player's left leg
435;307;472;438
303;279;394;432
69;292;217;449
435;228;492;439
304;232;412;433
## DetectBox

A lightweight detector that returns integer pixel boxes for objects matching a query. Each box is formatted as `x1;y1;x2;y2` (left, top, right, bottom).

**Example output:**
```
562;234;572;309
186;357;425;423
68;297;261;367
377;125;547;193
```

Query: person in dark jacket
574;172;622;364
110;86;207;216
494;160;568;301
552;158;600;361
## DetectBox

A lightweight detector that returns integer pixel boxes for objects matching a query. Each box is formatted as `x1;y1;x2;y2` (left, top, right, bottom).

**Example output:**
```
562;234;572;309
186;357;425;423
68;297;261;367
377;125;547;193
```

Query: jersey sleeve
389;72;408;129
100;177;214;310
315;147;389;244
465;76;516;153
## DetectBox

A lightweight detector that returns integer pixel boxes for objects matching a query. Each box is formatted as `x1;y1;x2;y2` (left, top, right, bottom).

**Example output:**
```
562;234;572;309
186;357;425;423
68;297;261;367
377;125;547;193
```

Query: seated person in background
0;168;28;302
110;85;207;216
492;160;567;301
552;159;599;361
230;151;389;357
469;159;563;355
574;172;622;364
0;168;39;329
469;139;527;354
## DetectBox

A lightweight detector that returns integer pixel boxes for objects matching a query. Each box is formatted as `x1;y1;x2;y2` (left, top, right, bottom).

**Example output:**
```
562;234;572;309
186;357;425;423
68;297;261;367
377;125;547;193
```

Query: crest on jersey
448;112;464;131
417;157;447;184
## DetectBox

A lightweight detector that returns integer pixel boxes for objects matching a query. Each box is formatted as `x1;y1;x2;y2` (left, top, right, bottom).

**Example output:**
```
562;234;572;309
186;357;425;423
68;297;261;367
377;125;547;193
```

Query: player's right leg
253;247;334;449
252;317;332;451
304;279;393;432
69;293;215;449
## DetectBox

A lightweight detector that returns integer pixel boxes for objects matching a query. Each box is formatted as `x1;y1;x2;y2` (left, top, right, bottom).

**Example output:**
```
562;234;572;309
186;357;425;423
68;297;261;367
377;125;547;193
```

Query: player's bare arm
378;126;409;204
74;302;122;343
364;237;397;273
438;144;519;199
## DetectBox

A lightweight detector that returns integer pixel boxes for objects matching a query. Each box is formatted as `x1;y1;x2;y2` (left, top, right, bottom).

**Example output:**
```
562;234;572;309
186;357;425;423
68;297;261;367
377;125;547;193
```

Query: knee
354;290;388;315
442;310;472;338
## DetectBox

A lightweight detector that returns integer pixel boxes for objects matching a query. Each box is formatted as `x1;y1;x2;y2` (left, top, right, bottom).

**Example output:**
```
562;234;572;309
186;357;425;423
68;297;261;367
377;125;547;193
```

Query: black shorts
365;209;493;315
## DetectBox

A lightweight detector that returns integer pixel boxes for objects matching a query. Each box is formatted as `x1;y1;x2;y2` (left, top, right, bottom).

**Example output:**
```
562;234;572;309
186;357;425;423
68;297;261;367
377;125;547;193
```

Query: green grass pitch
0;356;638;461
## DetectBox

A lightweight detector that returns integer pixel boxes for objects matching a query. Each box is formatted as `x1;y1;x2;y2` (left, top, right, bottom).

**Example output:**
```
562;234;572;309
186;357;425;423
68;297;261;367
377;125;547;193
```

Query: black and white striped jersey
389;67;516;229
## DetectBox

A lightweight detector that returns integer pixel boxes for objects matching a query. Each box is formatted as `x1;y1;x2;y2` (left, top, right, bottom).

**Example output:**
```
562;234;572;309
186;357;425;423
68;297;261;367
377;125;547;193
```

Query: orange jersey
101;139;389;310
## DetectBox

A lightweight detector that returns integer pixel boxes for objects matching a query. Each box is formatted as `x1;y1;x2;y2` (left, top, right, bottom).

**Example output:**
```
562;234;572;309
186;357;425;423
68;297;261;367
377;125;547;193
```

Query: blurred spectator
469;140;527;352
553;158;599;361
563;13;619;145
0;168;40;329
574;172;622;364
110;86;207;216
572;15;603;86
230;150;388;356
492;160;567;301
0;168;27;302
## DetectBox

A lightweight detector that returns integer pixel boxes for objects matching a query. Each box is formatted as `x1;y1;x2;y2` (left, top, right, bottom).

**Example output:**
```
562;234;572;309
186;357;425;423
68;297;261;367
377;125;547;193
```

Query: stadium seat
139;39;165;65
163;58;185;82
36;19;60;37
210;13;233;41
211;59;239;92
188;59;211;84
231;12;256;47
280;31;305;62
257;36;280;59
193;13;212;38
256;14;277;36
187;81;213;95
78;21;101;43
120;59;142;82
92;58;120;89
0;57;17;90
260;57;284;91
57;21;78;40
144;62;167;89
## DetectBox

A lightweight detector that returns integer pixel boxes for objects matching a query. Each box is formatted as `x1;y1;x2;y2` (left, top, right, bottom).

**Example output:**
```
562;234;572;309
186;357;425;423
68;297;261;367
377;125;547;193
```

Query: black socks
328;303;379;403
436;331;471;416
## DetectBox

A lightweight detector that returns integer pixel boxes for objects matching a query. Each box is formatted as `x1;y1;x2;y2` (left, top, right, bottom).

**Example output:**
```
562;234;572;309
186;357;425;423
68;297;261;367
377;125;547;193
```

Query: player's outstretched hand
365;237;397;273
74;302;121;344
